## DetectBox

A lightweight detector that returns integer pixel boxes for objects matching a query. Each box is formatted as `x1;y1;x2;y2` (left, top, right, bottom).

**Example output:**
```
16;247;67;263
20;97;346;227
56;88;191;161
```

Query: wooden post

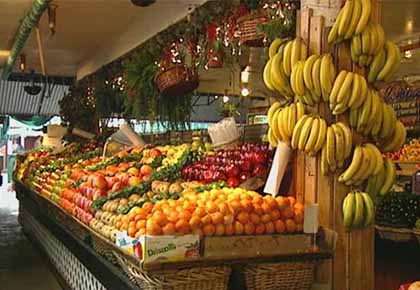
297;0;382;288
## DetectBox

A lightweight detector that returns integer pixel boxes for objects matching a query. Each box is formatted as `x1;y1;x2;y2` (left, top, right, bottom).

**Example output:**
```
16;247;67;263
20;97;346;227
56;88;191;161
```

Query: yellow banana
355;0;372;34
352;34;362;56
267;102;281;127
336;71;354;105
359;89;372;128
320;54;334;102
328;8;344;44
384;42;402;82
351;147;371;183
368;24;378;55
371;98;384;140
295;61;306;96
361;145;377;180
321;144;329;176
368;48;386;83
374;24;386;54
278;109;289;142
381;121;406;153
312;57;322;99
298;116;314;151
330;70;348;106
287;103;297;137
364;143;384;175
343;192;356;228
269;38;286;59
291;115;310;149
291;39;301;72
271;109;282;141
312;118;327;155
349;107;359;129
377;41;399;81
361;26;371;55
336;122;353;159
282;40;293;77
339;146;363;183
352;192;365;227
296;102;305;120
304;117;320;154
267;128;278;147
263;59;275;91
332;124;346;168
348;72;361;108
345;0;362;39
326;126;337;172
352;74;368;108
379;158;396;196
303;55;318;91
338;0;354;37
271;52;290;94
379;104;397;140
361;192;375;227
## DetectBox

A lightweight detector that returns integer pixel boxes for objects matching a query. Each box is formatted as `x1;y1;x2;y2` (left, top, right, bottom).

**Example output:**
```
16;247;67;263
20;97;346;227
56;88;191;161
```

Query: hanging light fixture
131;0;156;7
20;54;26;72
48;4;57;35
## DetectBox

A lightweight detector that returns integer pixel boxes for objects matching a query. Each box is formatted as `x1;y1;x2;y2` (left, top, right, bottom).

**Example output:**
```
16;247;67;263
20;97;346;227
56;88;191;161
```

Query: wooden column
297;0;382;288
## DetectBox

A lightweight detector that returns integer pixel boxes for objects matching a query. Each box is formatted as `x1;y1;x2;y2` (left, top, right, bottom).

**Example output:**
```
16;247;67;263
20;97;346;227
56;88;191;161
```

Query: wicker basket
90;232;119;265
155;65;199;97
244;262;315;290
375;225;414;242
237;10;268;47
114;252;231;290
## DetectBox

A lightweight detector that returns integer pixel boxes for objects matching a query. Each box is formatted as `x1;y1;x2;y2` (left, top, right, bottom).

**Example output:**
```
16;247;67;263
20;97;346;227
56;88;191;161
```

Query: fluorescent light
241;87;250;97
405;50;412;58
0;50;10;57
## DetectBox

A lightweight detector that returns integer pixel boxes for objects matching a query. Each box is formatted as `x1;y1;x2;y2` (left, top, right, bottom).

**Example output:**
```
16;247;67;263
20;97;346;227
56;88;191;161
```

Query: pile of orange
116;187;304;238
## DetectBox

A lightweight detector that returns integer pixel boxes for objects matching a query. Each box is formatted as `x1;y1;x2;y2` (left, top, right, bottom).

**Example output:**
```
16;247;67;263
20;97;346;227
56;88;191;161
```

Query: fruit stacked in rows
342;191;375;229
182;143;273;187
111;187;303;237
388;138;420;162
376;193;420;228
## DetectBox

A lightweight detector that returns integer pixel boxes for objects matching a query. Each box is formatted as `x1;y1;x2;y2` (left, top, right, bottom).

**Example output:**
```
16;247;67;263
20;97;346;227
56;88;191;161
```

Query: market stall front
2;0;420;290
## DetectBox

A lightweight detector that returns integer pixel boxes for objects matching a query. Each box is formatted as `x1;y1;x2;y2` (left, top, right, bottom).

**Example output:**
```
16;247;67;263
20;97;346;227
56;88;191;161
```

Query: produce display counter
15;180;333;290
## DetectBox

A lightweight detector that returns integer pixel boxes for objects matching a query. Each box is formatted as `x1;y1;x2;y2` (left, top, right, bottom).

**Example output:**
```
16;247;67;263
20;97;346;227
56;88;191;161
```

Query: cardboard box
204;234;312;260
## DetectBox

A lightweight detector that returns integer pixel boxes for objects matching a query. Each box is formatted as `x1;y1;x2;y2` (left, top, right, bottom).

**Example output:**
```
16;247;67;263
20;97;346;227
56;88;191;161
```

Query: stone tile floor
0;173;62;290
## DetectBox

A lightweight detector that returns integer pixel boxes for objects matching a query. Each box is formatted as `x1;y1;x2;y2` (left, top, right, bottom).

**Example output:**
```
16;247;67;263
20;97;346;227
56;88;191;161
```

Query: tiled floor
0;174;62;290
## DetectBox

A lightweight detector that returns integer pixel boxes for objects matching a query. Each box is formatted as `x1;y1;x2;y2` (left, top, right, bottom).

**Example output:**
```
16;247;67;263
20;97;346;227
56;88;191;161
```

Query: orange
178;210;192;222
162;223;176;235
275;196;287;209
253;203;264;215
244;223;255;235
189;216;202;229
270;209;281;221
167;211;179;223
128;226;137;237
115;221;122;229
228;200;241;214
201;214;212;225
224;214;234;225
237;212;250;224
282;206;295;219
142;202;154;213
194;207;206;218
152;211;168;226
255;223;265;235
264;195;278;209
146;221;162;235
287;196;296;206
128;221;136;229
218;203;230;215
175;219;190;234
252;195;263;205
294;210;304;224
206;201;218;214
183;200;196;212
136;208;148;219
240;199;253;212
274;220;286;233
211;212;224;225
234;221;244;235
265;221;275;234
209;190;219;201
250;212;261;225
217;194;227;201
296;224;303;232
261;214;271;223
127;212;136;222
203;224;216;236
261;202;272;214
294;202;304;211
136;219;146;230
285;219;297;233
240;193;252;201
120;221;129;231
215;224;225;236
137;228;146;236
225;224;235;236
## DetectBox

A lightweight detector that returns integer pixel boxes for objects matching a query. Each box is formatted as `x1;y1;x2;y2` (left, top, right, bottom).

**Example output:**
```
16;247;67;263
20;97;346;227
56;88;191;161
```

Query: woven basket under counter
375;225;414;242
243;261;315;290
113;251;231;290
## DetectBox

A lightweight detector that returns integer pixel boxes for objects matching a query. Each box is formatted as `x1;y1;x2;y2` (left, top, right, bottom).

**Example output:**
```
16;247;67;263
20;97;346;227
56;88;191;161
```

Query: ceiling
0;0;207;78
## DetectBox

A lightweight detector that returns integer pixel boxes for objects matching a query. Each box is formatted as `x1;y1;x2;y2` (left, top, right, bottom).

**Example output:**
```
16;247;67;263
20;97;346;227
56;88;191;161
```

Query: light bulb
241;87;250;97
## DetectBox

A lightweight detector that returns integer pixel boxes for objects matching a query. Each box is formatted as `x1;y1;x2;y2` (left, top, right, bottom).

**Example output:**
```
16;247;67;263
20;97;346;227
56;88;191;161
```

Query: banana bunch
264;38;308;99
367;41;402;83
348;88;384;137
329;71;368;115
320;122;353;175
339;143;384;186
267;101;306;147
365;157;396;196
328;0;372;45
378;121;407;153
291;114;328;156
291;54;336;106
350;23;386;67
342;190;375;229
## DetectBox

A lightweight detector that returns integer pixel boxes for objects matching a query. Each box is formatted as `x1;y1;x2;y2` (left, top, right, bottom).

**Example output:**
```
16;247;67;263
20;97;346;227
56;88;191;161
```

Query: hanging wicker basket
237;10;269;47
155;65;199;97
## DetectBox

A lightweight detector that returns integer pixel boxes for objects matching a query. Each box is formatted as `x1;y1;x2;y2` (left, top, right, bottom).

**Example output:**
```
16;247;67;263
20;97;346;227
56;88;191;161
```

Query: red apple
111;181;124;192
116;172;130;186
240;159;253;172
253;164;267;177
239;171;251;183
227;177;240;188
140;165;153;176
92;175;108;190
105;176;118;188
149;148;161;158
226;163;240;178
